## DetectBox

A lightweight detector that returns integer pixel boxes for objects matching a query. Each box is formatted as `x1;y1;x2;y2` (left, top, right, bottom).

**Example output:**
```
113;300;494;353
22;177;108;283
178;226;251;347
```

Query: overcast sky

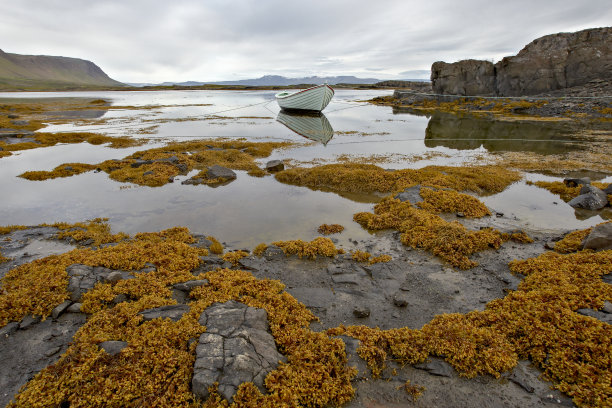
2;0;611;83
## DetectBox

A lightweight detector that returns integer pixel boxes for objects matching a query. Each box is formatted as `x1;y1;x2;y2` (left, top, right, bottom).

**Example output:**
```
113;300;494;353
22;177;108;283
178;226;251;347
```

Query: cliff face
0;49;124;90
431;27;612;96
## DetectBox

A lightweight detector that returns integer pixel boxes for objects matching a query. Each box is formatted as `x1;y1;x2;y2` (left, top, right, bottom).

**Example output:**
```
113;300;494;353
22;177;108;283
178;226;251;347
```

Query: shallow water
0;90;609;247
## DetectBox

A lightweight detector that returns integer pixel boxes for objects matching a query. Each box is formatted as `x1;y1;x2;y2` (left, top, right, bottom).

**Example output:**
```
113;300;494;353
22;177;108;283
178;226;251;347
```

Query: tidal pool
0;89;609;247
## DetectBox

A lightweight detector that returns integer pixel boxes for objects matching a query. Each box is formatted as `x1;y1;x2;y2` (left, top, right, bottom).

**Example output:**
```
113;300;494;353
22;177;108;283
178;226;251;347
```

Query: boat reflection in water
276;110;334;145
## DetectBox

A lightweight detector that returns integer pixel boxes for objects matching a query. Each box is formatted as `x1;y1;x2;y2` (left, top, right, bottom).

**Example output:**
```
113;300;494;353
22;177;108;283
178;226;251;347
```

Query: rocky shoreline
1;212;610;407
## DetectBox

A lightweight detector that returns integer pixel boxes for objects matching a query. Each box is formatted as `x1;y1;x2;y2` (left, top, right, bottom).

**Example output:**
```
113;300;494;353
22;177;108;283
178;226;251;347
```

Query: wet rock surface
192;300;286;402
582;222;612;251
66;264;138;302
0;314;87;408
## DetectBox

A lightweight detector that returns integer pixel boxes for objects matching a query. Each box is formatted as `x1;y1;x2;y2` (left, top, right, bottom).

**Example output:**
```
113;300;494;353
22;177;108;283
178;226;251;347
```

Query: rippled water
0;90;609;248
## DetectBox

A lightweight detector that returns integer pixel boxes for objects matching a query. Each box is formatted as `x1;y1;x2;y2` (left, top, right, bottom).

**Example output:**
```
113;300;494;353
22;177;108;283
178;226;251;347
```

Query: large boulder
431;59;496;96
568;185;609;210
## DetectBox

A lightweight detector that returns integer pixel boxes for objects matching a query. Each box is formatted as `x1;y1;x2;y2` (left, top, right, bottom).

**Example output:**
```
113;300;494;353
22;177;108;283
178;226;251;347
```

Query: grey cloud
1;0;610;82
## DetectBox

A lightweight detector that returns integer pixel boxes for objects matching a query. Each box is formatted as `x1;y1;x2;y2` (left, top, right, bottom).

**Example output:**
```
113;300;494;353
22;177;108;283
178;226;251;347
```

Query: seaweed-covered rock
99;340;128;356
191;300;285;402
265;160;284;172
582;222;612;251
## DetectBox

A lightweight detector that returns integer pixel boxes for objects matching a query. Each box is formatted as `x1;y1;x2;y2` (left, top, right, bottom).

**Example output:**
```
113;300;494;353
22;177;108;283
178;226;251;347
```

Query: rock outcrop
191;301;286;403
431;27;612;96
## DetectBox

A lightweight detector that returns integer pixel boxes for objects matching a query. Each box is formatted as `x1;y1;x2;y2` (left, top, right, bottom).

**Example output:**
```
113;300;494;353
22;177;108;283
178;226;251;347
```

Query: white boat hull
275;84;334;112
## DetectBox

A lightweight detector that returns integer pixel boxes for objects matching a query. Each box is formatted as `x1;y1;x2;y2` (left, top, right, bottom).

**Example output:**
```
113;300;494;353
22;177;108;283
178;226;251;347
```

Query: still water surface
0;90;608;248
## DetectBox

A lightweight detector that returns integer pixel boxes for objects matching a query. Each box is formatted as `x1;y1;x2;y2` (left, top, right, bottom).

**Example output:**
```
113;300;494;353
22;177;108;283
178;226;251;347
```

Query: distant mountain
154;75;384;87
0;49;124;90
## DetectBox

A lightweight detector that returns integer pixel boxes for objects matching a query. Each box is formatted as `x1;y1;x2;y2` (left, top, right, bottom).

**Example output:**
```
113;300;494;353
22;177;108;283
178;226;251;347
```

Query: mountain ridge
0;49;124;90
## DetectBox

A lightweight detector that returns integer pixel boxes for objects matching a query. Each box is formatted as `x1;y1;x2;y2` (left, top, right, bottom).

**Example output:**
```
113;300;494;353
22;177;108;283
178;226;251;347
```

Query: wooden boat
275;84;334;112
276;111;334;145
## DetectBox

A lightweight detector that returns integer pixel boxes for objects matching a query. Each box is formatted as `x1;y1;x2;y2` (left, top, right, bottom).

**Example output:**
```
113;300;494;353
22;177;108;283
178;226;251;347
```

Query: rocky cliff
0;49;124;90
431;27;611;96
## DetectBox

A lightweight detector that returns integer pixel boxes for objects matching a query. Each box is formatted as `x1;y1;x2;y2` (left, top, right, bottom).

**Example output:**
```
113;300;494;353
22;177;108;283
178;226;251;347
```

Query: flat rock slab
207;165;237;180
192;300;286;403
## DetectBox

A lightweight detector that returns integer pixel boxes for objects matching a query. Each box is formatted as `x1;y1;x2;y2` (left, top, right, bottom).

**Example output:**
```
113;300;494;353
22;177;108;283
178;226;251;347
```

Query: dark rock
415;358;454;377
604;184;612;195
567;192;608;211
206;165;236;180
10;120;29;126
51;301;72;319
393;293;409;307
139;305;190;322
582;222;612;251
19;315;40;330
286;287;334;315
7;114;19;119
265;160;284;172
393;185;423;204
0;322;19;337
99;340;128;356
192;301;286;402
130;159;153;168
508;371;535;393
105;271;124;283
579;184;607;197
563;177;591;187
112;294;128;304
181;177;202;185
576;308;612;324
63;166;73;172
66;303;83;313
456;212;465;218
66;264;98;302
601;301;612;314
353;306;370;318
143;171;154;176
172;289;189;304
262;245;285;260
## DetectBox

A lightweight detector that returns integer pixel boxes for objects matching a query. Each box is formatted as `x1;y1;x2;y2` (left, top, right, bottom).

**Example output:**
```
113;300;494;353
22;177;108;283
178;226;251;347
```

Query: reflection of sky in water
0;90;609;247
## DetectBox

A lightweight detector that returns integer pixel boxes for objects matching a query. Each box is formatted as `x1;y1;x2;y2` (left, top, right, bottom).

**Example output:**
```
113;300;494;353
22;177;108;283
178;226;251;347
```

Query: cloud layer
2;0;610;82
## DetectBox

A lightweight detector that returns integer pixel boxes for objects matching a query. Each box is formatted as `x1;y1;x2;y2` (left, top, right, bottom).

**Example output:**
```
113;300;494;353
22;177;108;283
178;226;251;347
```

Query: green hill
0;49;125;90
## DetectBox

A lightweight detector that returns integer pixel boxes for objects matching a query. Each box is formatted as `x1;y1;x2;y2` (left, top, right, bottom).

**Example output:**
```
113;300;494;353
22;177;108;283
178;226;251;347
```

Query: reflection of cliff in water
424;112;582;154
276;111;334;145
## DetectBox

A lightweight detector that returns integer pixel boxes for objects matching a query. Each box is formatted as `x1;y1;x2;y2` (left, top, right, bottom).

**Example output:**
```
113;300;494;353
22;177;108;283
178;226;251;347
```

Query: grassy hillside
0;49;125;90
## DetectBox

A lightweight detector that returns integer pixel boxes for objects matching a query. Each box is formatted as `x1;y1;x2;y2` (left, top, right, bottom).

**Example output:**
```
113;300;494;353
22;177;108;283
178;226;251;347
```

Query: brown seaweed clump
272;237;344;259
417;188;491;217
350;251;392;265
275;163;520;195
317;224;345;235
18;139;293;187
330;249;612;407
0;132;144;159
222;250;249;266
0;250;9;263
354;197;504;269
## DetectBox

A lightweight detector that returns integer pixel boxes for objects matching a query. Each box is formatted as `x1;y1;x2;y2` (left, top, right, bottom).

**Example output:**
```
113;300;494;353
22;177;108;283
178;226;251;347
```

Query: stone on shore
563;177;590;187
139;305;190;322
265;160;284;172
567;186;608;210
582;222;612;251
206;165;237;181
